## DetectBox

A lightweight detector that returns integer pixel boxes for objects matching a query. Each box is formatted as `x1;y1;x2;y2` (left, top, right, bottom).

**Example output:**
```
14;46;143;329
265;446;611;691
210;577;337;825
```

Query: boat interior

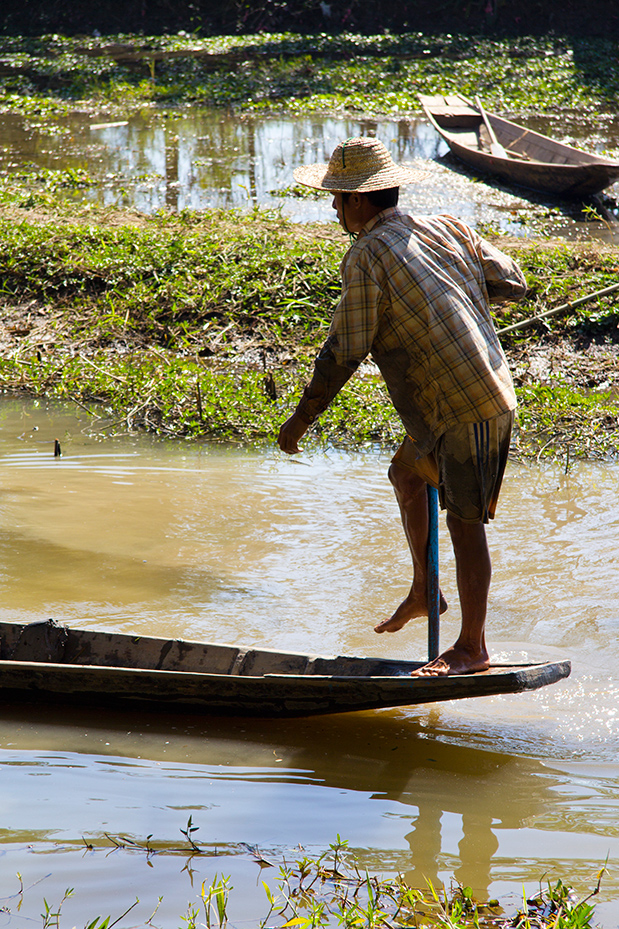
421;93;610;166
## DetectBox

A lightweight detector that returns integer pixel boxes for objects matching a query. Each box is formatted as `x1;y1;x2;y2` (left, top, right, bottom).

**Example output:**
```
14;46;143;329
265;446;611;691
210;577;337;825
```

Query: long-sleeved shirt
295;208;527;457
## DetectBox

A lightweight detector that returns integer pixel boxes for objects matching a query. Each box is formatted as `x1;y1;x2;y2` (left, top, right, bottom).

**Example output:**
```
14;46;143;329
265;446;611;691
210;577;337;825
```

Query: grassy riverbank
0;192;617;460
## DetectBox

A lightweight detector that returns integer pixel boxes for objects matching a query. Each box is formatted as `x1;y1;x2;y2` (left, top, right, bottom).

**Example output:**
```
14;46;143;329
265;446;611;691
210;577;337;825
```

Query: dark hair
342;187;399;209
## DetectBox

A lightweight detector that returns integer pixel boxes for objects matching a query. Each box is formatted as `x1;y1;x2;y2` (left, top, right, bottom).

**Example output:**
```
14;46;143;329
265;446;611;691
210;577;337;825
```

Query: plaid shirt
296;208;526;456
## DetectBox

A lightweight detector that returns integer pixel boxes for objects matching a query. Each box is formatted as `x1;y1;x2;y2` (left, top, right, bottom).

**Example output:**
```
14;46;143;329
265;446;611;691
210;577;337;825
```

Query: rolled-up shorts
391;410;514;524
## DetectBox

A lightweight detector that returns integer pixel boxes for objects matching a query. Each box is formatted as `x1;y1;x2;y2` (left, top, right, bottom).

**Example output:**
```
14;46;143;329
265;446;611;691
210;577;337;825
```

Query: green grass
0;192;618;458
515;383;619;459
3;832;604;929
492;242;619;335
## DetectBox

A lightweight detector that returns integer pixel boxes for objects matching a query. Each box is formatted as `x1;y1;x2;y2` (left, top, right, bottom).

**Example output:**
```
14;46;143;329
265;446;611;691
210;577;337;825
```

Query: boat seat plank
432;105;479;118
419;94;478;113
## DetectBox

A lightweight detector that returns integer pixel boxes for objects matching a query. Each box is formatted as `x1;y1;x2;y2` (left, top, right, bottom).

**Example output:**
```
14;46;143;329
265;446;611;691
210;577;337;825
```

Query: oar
474;95;507;158
426;485;440;661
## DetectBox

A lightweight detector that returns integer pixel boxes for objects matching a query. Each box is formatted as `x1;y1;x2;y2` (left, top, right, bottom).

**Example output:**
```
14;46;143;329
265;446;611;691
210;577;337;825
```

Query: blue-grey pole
426;484;440;661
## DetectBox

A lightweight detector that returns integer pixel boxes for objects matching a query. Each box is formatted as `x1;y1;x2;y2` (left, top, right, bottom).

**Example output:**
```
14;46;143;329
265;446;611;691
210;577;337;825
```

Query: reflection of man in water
278;138;527;676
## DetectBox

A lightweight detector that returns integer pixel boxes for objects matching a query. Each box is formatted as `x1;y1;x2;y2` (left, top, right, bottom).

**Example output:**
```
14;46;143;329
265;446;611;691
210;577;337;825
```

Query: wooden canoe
0;618;571;718
419;93;619;197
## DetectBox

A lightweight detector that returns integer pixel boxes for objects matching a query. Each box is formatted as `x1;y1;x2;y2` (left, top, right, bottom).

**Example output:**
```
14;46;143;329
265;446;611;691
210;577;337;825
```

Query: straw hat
293;137;425;192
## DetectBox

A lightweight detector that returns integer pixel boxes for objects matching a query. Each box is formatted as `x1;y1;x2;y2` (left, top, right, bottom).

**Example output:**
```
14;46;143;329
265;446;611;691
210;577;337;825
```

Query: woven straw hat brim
293;162;427;192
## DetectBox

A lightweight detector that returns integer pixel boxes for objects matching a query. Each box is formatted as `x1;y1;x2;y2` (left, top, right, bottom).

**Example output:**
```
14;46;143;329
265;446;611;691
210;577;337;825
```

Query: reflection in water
1;700;619;924
1;107;619;238
0;396;619;924
0;704;603;897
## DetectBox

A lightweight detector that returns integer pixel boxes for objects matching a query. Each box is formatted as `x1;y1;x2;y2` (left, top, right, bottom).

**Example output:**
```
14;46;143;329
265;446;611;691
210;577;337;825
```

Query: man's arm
277;249;383;454
276;341;356;454
478;237;528;303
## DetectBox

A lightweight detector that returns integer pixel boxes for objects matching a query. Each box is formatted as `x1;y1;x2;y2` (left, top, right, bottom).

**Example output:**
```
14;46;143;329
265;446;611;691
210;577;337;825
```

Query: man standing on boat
277;137;527;676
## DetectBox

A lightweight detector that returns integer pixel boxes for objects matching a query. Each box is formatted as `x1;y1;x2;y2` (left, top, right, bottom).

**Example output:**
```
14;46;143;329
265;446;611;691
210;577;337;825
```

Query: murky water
2;106;619;239
0;395;619;925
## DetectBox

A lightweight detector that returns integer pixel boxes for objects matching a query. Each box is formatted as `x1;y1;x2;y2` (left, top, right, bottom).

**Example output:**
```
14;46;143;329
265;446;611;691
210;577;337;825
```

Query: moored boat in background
419;92;619;197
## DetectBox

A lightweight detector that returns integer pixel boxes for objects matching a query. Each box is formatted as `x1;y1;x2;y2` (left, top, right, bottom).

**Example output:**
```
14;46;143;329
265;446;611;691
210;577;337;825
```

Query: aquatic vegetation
1;830;604;928
0;34;619;117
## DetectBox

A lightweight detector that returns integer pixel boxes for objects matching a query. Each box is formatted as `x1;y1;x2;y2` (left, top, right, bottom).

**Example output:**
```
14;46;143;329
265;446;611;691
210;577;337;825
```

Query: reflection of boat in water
419;92;619;196
1;695;570;901
0;618;570;718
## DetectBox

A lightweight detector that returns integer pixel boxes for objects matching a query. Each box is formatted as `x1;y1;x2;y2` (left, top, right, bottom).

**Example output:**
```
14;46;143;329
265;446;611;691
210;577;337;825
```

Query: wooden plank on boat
419;92;619;197
0;619;571;718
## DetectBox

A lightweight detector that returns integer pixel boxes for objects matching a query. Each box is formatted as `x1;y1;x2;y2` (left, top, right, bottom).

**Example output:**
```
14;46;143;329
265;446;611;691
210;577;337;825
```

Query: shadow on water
0;532;232;607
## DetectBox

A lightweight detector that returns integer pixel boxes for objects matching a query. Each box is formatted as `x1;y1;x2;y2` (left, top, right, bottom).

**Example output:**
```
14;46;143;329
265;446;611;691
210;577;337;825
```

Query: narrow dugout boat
0;618;571;718
419;92;619;197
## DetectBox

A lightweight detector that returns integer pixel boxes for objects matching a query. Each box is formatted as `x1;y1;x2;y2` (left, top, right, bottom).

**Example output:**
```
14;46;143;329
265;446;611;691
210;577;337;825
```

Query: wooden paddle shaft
426;484;440;660
474;95;504;153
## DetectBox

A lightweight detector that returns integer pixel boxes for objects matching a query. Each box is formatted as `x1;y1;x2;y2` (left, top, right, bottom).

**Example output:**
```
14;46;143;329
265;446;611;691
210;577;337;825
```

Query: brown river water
0;395;618;925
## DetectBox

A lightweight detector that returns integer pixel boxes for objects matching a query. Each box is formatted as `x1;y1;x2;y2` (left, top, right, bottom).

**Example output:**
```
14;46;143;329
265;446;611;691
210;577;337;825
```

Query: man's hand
277;411;310;454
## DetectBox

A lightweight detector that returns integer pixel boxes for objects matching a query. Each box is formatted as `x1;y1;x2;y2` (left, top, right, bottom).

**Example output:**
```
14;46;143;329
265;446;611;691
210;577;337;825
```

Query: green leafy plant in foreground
513;873;605;929
182;874;232;929
41;888;74;929
5;828;606;929
39;886;140;929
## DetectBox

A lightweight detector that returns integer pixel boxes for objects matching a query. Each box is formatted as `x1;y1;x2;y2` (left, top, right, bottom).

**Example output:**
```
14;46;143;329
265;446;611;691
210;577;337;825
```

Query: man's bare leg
412;513;491;676
374;462;447;634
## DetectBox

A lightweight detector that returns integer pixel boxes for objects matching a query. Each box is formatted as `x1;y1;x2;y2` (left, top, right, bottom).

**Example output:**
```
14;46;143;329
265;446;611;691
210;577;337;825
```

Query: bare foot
411;644;490;677
374;587;448;634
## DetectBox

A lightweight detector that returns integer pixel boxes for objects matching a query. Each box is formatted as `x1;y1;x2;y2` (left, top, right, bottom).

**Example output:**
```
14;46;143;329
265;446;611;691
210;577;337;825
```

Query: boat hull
0;619;571;718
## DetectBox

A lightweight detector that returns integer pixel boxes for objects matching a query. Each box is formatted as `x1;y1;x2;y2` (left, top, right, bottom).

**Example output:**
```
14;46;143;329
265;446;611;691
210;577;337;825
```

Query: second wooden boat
0;618;571;718
419;93;619;197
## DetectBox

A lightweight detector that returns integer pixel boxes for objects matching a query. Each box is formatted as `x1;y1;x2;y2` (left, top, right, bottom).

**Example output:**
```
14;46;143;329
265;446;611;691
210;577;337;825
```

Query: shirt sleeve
294;247;384;424
477;235;528;302
439;214;528;303
294;340;355;424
